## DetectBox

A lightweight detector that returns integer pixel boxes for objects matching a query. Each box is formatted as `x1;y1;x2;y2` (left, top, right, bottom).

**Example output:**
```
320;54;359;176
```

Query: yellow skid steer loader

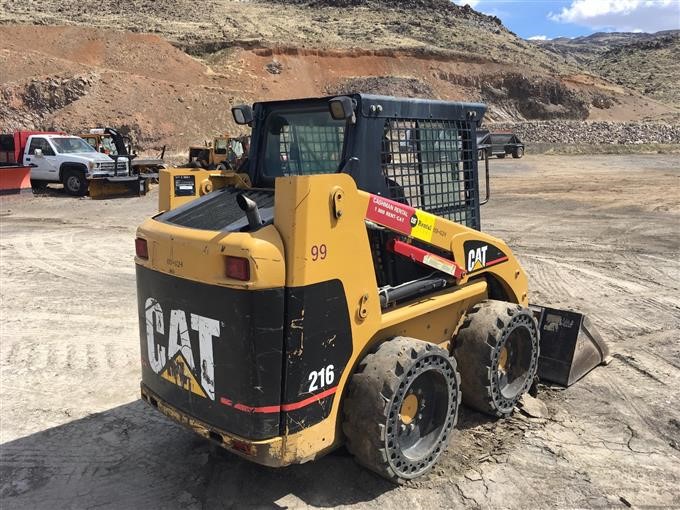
135;95;608;482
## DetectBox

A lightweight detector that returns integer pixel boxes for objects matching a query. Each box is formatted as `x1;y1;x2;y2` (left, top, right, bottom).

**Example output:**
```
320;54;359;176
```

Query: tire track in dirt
522;252;680;338
1;341;136;372
5;225;134;285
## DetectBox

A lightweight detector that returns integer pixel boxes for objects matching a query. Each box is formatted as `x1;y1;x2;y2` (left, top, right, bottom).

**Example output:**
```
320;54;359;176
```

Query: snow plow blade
89;176;148;199
531;305;611;387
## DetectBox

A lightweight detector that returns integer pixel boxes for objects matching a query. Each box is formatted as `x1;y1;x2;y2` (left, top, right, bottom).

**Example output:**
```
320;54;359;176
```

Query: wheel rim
396;371;447;458
385;354;457;478
399;393;419;425
498;345;509;372
495;320;535;401
67;175;81;192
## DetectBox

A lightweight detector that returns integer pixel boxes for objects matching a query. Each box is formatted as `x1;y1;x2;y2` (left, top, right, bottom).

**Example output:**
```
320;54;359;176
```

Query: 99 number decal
308;364;335;392
311;244;327;261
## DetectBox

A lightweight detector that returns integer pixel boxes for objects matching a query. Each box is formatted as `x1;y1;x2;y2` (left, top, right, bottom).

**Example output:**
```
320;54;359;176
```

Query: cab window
83;137;98;149
101;136;118;155
214;138;228;155
28;138;55;156
261;108;345;177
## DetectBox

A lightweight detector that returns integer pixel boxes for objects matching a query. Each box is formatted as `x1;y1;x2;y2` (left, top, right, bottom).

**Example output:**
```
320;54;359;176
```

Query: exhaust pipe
236;193;262;230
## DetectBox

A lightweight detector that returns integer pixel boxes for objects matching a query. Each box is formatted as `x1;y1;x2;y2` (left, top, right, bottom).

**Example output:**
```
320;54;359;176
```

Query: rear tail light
135;237;148;259
225;256;250;281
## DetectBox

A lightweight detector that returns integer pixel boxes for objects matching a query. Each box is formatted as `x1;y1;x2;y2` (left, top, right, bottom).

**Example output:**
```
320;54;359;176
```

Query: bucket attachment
89;176;148;199
530;305;611;387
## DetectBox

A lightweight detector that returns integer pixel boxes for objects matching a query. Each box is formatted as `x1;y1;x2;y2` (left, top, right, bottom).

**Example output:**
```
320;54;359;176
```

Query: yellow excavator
186;135;249;170
135;95;608;482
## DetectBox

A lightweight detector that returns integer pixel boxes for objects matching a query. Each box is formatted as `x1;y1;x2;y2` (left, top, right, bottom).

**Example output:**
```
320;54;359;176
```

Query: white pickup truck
24;134;132;196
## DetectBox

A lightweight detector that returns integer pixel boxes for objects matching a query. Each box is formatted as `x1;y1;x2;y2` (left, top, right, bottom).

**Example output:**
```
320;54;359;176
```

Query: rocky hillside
535;31;680;106
0;0;678;152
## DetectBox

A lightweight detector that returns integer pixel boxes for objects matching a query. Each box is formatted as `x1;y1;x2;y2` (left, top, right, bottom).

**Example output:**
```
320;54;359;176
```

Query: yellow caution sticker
410;210;437;242
160;354;207;398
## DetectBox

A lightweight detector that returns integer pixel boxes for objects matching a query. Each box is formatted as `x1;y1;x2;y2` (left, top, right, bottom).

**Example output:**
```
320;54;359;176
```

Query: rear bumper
141;383;289;467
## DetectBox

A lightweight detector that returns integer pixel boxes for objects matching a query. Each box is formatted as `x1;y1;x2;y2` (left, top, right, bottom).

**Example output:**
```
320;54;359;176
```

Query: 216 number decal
311;244;327;261
308;364;335;392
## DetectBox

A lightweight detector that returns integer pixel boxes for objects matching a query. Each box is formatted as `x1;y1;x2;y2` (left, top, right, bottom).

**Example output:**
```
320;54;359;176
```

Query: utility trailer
135;95;607;482
477;129;524;159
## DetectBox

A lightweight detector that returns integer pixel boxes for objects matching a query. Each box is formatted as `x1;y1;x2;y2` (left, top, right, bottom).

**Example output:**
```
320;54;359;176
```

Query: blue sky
453;0;680;40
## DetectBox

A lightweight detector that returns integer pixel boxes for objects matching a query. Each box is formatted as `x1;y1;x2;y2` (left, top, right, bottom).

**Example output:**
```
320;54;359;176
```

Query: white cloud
549;0;680;33
452;0;482;8
528;35;549;40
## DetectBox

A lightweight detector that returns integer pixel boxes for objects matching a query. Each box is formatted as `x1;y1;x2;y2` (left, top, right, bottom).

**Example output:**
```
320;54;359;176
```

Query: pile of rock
0;73;98;132
326;76;435;98
490;120;680;145
22;73;96;115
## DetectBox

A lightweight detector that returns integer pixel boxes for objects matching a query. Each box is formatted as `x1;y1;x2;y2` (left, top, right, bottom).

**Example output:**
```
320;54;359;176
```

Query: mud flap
531;305;611;387
89;176;148;199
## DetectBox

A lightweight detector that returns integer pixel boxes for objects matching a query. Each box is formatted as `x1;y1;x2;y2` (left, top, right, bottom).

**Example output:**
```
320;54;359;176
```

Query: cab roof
253;93;486;122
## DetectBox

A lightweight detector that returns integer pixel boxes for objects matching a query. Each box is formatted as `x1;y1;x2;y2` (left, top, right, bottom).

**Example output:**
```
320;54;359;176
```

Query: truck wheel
496;153;506;159
30;180;48;193
512;147;524;159
63;169;88;196
343;337;461;483
453;300;539;417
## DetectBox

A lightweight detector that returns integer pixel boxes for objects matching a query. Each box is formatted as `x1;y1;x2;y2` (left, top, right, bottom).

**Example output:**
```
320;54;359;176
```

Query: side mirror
232;105;253;125
34;148;43;157
329;96;355;121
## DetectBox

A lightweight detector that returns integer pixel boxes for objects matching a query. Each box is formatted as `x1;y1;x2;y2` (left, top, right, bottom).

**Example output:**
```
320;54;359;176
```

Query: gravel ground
1;154;679;509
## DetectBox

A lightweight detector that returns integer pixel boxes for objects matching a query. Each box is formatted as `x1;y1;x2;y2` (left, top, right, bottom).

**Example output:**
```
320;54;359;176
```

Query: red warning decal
365;194;415;235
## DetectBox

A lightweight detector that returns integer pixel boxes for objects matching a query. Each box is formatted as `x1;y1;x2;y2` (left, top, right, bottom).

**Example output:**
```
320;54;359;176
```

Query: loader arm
358;190;528;306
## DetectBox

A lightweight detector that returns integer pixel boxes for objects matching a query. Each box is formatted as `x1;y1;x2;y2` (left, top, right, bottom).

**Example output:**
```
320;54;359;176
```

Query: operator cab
230;94;485;230
159;94;487;289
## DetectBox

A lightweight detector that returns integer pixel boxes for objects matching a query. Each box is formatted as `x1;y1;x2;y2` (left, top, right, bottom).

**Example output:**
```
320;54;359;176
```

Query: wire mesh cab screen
261;108;345;177
381;119;478;229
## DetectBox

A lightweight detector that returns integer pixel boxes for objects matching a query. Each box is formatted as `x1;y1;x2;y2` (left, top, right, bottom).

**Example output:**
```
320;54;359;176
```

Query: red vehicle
0;130;66;167
0;131;65;194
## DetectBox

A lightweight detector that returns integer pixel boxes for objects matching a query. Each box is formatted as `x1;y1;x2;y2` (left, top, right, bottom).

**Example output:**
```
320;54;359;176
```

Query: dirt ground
1;154;679;509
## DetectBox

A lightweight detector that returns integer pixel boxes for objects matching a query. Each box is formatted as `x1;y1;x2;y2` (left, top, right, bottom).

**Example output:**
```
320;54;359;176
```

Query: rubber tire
343;337;461;483
452;300;539;417
512;147;524;159
30;180;48;193
496;153;506;159
63;169;88;196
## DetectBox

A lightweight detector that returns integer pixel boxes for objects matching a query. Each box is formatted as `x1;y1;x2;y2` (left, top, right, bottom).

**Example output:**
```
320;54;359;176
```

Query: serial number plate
174;175;196;196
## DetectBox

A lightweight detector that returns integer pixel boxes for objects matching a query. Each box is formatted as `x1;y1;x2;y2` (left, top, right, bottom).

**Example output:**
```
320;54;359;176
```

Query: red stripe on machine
389;240;466;279
485;256;509;267
220;386;338;414
281;386;337;411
